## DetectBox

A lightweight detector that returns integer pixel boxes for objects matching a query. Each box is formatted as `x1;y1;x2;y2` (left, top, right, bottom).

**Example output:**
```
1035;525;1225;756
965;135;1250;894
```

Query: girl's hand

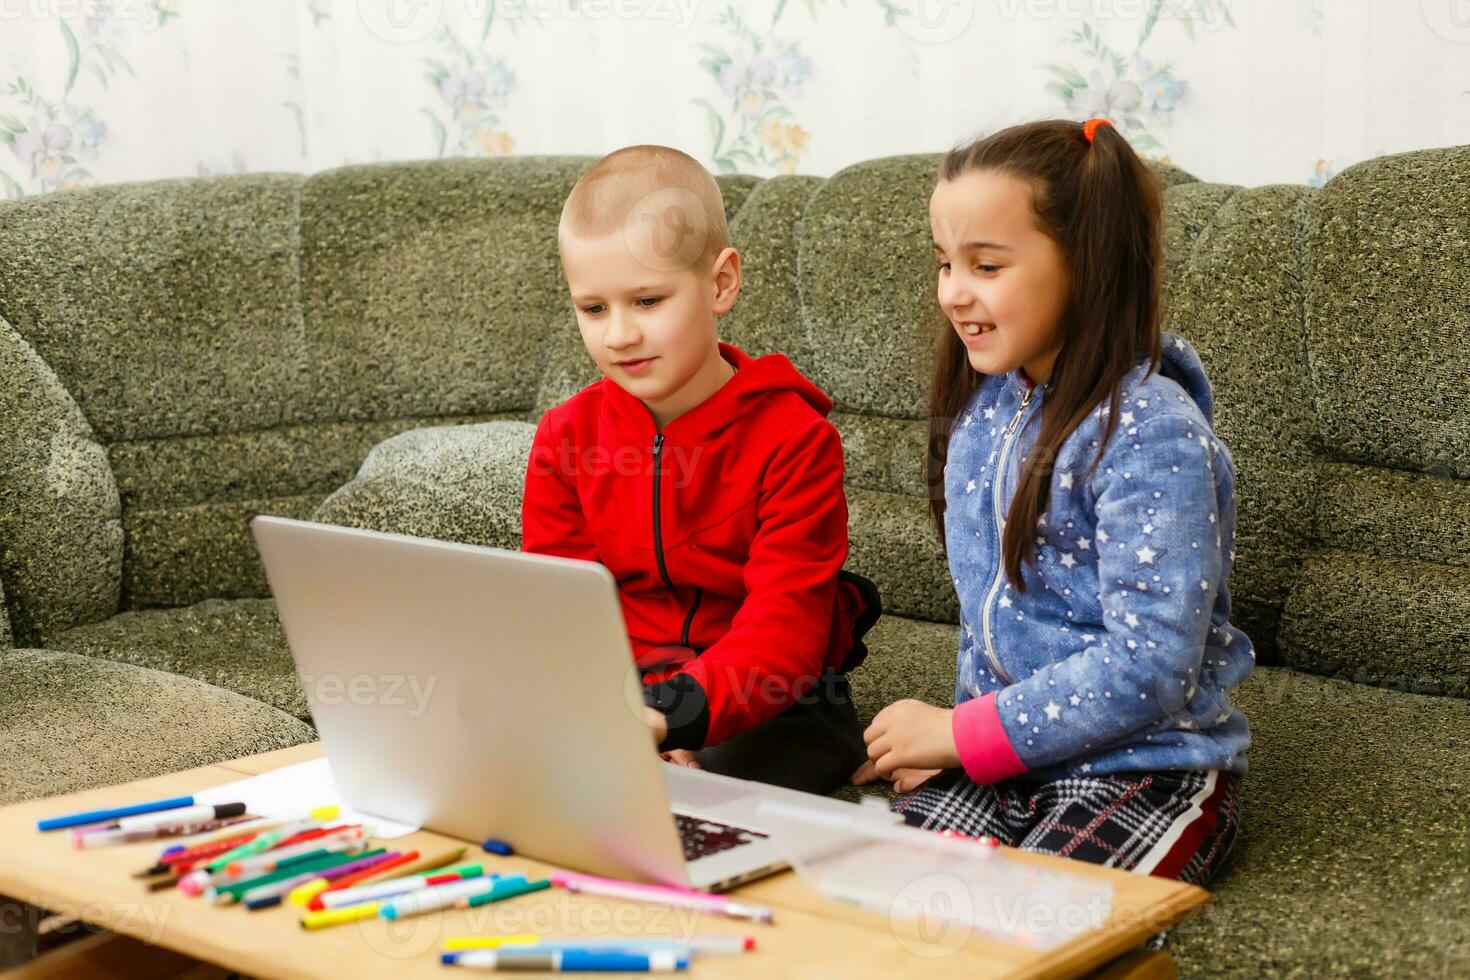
852;760;941;793
863;700;961;777
660;749;701;768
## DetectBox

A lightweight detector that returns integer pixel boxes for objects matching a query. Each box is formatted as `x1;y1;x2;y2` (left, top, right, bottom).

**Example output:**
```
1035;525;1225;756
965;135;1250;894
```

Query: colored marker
481;838;514;856
242;851;401;911
301;902;383;930
441;949;689;972
442;935;755;956
77;814;254;849
551;873;773;924
319;864;487;910
116;802;248;834
38;795;195;831
208;850;383;904
222;828;369;878
289;851;411;907
379;875;513;920
460;878;551;908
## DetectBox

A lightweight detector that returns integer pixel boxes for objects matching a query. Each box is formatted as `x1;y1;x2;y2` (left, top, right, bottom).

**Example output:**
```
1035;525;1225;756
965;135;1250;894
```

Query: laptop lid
251;515;694;886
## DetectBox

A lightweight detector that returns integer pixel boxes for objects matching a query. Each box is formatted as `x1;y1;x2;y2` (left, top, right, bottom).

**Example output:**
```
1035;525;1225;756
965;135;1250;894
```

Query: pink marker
549;872;773;924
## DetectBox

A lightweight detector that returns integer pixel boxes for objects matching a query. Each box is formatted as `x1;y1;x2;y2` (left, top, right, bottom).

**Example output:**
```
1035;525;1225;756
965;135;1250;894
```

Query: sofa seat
845;618;1470;974
0;647;314;806
48;598;307;719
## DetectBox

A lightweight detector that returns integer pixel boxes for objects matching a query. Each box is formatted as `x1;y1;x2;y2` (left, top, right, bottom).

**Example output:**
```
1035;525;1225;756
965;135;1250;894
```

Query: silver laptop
251;515;862;891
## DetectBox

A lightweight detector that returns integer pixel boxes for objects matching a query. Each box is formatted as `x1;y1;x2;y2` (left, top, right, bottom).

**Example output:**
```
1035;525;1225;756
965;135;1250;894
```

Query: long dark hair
926;119;1163;595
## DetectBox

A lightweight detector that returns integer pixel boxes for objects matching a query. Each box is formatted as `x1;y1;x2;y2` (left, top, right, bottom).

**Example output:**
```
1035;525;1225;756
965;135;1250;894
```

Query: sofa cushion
0;316;123;646
48;599;305;719
1159;184;1322;664
312;420;537;553
111;412;522;609
0;648;314;806
1170;666;1470;976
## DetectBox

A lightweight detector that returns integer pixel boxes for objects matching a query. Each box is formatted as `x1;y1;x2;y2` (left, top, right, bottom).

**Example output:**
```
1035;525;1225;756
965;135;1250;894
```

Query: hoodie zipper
652;433;703;649
979;382;1038;685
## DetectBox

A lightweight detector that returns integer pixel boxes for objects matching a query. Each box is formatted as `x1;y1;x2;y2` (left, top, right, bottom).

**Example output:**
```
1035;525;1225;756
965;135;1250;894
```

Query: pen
441;949;689;972
379;875;511;920
459;877;551;908
442;935;755;955
318;864;486;910
116;802;248;834
551;873;774;924
78;814;254;849
38;795;195;831
242;851;401;910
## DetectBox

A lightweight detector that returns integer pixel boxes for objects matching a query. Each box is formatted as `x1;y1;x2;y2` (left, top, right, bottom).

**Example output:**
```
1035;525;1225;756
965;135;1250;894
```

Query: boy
521;145;880;794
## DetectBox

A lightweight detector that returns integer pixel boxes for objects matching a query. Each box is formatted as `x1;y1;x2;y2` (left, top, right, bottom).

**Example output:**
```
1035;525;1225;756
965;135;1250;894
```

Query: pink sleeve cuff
953;692;1030;785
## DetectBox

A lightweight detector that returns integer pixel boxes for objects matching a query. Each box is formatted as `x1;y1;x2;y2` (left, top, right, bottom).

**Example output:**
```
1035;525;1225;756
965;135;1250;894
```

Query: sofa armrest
311;421;536;551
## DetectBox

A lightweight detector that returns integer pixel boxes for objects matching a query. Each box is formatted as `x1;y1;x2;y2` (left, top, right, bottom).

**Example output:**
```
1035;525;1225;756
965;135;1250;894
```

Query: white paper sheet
195;758;421;838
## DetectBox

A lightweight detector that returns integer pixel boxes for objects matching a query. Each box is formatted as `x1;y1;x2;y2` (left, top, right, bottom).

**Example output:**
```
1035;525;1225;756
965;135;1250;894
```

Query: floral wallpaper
1;0;1466;198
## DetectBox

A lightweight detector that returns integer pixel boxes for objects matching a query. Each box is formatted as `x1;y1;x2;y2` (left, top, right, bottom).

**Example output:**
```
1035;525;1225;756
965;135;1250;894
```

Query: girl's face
930;169;1070;384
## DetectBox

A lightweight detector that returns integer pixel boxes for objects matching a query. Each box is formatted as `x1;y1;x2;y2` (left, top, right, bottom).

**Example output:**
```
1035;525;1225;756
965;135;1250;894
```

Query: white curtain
2;0;1468;198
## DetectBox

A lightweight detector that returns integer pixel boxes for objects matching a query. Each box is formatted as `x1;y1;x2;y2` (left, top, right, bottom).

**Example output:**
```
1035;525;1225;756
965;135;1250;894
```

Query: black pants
693;670;868;795
693;570;881;796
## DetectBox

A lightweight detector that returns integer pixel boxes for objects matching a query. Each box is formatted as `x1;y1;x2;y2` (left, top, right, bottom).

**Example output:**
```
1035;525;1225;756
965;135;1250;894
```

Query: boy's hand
863;699;961;777
851;761;940;793
660;749;701;768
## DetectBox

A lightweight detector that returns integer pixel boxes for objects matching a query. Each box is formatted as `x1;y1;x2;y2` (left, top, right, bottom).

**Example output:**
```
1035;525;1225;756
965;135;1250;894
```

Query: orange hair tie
1082;117;1112;144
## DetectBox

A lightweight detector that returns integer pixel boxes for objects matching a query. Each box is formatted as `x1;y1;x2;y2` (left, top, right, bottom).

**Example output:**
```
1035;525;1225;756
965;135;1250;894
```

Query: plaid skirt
894;768;1241;888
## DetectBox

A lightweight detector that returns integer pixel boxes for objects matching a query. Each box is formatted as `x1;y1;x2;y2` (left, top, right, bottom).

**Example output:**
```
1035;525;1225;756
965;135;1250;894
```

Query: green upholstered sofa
1;148;1467;976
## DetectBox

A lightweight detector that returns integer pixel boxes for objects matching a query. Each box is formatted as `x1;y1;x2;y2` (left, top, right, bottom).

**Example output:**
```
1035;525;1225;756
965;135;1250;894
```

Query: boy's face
930;169;1070;385
561;227;740;421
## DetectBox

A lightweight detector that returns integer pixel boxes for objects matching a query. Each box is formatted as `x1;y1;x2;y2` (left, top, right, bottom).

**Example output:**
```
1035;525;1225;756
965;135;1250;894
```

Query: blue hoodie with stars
945;332;1254;784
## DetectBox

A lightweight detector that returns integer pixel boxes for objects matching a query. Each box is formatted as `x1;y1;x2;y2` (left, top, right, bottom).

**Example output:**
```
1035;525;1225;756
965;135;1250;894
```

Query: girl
854;118;1253;888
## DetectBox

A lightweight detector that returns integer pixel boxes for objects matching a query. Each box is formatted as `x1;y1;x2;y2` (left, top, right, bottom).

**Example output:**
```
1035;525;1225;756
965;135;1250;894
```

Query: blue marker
38;796;195;832
481;838;514;856
442;949;689;972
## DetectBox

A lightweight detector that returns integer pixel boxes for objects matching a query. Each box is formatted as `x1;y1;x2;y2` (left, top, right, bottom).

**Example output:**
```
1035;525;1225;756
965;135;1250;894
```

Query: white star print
983;406;996;420
1069;694;1082;706
1124;612;1141;628
1081;763;1092;773
1044;700;1061;721
1120;411;1135;426
1141;522;1155;535
1135;545;1159;565
1060;552;1077;569
1059;471;1073;489
1077;537;1091;550
1096;527;1110;544
966;479;976;493
998;595;1013;608
1017;712;1029;724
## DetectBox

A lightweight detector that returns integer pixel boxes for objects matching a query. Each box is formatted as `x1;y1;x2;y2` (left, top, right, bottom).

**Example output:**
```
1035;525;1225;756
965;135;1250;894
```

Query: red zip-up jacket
521;342;872;749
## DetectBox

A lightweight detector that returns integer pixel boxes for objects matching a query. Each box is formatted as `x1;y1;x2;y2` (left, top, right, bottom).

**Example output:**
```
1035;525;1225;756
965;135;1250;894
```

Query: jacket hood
603;342;832;439
1015;330;1216;425
1153;331;1216;425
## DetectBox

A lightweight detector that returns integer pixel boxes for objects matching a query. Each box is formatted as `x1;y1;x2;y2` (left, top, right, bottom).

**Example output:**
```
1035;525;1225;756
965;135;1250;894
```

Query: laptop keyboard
675;814;768;862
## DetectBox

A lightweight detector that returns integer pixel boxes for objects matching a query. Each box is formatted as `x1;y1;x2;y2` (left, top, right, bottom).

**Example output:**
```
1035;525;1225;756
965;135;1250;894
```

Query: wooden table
0;744;1208;979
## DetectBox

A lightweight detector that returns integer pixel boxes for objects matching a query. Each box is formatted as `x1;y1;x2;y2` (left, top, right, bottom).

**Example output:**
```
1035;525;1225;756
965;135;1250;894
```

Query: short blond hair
559;144;731;273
